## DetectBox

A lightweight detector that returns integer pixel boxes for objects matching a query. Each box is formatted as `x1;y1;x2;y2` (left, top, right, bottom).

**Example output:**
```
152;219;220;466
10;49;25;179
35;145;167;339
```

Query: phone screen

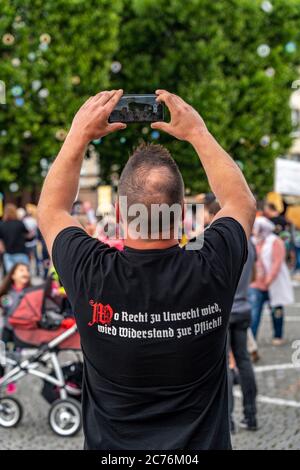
108;94;164;123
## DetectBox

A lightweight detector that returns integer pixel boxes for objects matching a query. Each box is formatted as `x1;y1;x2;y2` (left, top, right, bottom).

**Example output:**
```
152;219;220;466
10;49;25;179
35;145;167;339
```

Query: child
0;263;31;346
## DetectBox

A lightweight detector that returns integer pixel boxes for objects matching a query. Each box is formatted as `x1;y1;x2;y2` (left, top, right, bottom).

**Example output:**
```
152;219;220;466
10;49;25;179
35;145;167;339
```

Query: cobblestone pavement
0;287;299;450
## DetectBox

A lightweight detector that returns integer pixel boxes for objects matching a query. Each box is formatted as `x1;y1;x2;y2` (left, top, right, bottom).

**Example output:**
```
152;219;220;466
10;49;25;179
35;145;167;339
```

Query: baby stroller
0;278;83;437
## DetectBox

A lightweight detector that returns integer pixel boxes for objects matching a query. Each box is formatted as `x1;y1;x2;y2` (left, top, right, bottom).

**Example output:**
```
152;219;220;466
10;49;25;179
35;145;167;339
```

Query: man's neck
124;237;179;250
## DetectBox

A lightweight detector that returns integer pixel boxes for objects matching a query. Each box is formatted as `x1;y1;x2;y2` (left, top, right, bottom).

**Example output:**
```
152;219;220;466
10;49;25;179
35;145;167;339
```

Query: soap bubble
2;34;15;45
257;44;270;57
285;42;297;53
272;141;280;150
151;131;160;139
55;129;67;141
40;158;48;169
38;88;49;98
39;42;49;52
261;1;273;13
32;80;42;91
265;67;275;77
39;33;51;44
15;97;24;107
28;52;36;61
236;160;244;170
111;61;122;73
9;182;19;192
11;86;23;97
11;58;21;67
71;76;81;85
260;135;270;147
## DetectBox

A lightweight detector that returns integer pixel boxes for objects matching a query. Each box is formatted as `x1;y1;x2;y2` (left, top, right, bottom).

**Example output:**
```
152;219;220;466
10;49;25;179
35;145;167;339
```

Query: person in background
229;238;257;432
249;217;294;345
23;204;40;276
291;223;300;275
37;228;50;279
204;200;221;228
264;202;287;235
0;263;31;346
0;204;30;273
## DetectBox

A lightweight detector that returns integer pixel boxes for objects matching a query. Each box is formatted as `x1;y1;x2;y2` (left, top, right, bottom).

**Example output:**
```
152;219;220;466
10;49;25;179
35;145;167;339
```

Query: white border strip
254;363;299;372
233;390;300;408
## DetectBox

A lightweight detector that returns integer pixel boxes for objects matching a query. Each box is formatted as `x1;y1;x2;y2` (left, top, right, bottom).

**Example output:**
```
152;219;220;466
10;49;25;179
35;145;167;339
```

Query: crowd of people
1;89;300;450
0;192;298;437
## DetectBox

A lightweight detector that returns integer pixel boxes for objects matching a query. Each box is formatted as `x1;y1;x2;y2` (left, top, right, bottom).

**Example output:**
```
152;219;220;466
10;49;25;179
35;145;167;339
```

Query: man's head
118;142;184;240
204;200;221;226
264;202;279;218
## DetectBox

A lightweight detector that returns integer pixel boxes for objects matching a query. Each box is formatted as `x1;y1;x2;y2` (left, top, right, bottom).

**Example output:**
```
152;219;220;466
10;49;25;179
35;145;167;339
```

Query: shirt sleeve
196;217;248;291
51;226;113;307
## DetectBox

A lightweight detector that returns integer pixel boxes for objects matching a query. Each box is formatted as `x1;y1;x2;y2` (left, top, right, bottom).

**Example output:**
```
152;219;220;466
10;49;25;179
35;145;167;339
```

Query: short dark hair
118;142;184;231
265;202;277;212
208;201;221;216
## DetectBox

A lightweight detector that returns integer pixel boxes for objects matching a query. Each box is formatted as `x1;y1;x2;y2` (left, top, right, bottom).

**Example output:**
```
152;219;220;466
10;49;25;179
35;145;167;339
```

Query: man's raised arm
37;89;126;255
151;90;256;239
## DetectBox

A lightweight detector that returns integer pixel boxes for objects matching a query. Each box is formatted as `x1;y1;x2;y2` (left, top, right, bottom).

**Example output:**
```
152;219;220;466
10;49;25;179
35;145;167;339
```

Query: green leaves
100;0;300;197
1;0;300;198
0;0;122;190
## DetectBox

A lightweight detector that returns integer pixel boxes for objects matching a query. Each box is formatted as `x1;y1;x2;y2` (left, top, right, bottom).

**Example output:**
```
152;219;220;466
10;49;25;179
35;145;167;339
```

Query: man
38;89;256;450
204;200;221;228
264;202;287;235
228;238;257;431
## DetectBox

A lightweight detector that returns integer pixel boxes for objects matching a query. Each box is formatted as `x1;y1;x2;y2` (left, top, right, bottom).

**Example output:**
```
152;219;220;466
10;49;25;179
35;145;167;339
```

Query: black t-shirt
0;220;28;254
52;217;247;450
270;215;287;234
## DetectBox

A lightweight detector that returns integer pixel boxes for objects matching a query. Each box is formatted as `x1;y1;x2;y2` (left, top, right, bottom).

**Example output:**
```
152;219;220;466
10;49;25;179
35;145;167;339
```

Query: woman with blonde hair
0;203;30;273
250;216;294;345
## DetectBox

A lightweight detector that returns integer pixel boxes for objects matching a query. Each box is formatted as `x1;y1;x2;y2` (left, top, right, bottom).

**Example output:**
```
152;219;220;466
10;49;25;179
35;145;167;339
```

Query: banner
97;185;113;215
275;158;300;196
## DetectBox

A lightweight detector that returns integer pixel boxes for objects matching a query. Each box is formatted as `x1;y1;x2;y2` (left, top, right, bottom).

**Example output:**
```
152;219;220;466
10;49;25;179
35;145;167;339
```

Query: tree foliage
0;0;121;189
101;0;300;197
1;0;300;197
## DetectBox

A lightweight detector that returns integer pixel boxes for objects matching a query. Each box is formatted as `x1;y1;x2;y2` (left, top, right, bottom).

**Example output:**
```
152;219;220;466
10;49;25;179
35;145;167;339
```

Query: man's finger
82;96;95;108
156;90;189;108
107;122;127;133
156;93;177;112
104;89;124;113
155;89;170;96
97;90;116;106
151;121;172;133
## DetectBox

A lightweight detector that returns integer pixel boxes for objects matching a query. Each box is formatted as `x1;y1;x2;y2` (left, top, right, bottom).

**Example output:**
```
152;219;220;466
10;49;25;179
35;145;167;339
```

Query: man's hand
69;89;126;144
151;89;255;239
38;89;127;255
151;89;208;142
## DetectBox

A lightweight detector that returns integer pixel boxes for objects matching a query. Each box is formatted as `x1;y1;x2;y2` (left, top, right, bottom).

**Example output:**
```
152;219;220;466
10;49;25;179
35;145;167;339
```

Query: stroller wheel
48;398;82;437
0;397;23;428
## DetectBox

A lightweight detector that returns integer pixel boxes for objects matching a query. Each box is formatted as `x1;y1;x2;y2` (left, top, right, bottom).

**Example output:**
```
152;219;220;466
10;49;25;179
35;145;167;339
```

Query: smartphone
108;94;164;123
